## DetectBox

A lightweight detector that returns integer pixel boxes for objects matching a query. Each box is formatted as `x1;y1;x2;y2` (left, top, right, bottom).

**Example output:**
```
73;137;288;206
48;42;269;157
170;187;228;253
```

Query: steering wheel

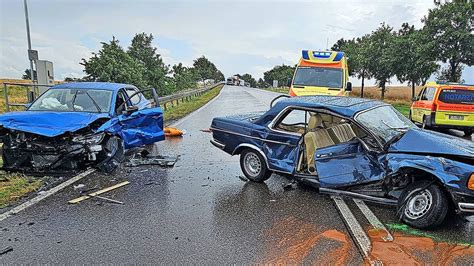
270;95;291;108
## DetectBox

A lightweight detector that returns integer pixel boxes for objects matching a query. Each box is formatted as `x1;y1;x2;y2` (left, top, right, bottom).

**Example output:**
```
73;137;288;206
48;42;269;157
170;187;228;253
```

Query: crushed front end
0;129;106;175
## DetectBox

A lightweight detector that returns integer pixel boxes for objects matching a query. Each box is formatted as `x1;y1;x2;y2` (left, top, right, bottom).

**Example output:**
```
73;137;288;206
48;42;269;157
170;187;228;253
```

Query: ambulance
288;50;352;96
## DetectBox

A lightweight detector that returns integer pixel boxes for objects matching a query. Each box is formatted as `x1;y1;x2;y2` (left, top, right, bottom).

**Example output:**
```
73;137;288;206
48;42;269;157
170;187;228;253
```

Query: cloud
1;0;472;84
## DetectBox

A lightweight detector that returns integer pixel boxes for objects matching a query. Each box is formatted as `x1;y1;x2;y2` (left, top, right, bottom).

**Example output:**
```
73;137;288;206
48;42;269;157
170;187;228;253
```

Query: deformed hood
389;128;474;158
0;111;110;137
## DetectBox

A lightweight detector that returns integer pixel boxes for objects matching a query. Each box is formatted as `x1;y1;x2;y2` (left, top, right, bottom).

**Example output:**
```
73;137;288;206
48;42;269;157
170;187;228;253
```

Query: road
1;85;473;264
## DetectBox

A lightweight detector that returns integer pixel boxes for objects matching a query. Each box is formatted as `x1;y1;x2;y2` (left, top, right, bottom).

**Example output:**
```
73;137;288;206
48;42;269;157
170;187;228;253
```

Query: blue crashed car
210;96;474;229
0;82;164;174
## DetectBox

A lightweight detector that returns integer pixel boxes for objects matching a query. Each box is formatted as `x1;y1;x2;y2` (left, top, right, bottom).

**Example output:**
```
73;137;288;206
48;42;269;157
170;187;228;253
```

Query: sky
0;0;472;85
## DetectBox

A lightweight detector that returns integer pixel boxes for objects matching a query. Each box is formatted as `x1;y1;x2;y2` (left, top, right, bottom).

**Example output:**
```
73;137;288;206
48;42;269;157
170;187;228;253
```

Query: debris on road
164;127;185;137
238;175;248;182
126;154;178;167
68;181;130;204
200;128;212;133
73;184;85;190
0;246;13;256
88;194;124;205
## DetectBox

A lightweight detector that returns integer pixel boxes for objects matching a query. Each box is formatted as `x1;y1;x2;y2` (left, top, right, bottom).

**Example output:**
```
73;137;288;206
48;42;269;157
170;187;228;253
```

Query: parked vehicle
410;82;474;136
0;82;165;174
210;95;474;228
288;50;352;97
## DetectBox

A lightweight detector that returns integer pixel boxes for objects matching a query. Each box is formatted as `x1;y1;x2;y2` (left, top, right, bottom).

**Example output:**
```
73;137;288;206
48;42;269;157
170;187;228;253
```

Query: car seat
303;114;335;174
328;123;357;143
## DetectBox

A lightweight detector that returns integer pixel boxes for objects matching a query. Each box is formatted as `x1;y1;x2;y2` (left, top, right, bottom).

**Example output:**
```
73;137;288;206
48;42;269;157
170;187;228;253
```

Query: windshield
28;88;113;113
355;105;416;143
293;67;343;88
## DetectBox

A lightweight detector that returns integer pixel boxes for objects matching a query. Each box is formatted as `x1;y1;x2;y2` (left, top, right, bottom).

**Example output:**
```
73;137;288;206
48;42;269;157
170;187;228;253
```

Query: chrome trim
210;127;295;147
210;139;225;150
231;143;292;174
319;187;398;205
458;202;474;213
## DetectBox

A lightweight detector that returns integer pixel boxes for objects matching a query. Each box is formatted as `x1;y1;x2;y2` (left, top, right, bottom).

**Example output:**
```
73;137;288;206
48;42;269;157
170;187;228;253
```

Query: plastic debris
164;127;185;137
73;184;85;190
126;155;178;167
0;246;13;256
200;128;212;133
68;181;130;204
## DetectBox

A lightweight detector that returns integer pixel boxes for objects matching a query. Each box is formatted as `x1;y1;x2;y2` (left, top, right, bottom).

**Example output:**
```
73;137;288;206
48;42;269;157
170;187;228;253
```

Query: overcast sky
1;0;472;85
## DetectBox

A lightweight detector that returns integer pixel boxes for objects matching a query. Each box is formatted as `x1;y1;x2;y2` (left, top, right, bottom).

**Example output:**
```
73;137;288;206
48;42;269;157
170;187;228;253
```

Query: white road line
331;196;372;260
0;169;95;222
354;199;394;242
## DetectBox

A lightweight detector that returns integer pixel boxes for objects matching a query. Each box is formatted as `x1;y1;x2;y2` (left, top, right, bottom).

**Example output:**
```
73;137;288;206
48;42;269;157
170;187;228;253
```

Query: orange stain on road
262;217;351;265
367;228;474;264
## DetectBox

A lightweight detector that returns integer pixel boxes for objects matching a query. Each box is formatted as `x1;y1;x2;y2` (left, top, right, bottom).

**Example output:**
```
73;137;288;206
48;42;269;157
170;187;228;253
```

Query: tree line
24;33;225;96
259;1;472;100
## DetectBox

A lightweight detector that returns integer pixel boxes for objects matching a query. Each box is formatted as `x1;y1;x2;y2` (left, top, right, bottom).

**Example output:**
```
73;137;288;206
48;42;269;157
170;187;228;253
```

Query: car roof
51;82;136;91
275;96;387;117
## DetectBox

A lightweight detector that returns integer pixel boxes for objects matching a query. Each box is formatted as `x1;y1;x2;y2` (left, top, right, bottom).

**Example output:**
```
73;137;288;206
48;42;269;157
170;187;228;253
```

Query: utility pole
24;0;35;84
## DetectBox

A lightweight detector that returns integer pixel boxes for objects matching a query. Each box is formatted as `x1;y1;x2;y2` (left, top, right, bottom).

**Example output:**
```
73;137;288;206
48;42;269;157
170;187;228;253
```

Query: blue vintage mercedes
0;82;164;174
210;95;474;229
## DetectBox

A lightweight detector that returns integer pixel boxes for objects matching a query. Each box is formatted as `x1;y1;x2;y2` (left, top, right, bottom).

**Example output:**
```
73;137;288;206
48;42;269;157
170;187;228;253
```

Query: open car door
314;139;384;188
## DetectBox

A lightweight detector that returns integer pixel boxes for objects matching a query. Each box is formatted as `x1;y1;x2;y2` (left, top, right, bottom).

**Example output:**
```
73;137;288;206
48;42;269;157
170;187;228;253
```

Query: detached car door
314;139;384;188
114;88;165;149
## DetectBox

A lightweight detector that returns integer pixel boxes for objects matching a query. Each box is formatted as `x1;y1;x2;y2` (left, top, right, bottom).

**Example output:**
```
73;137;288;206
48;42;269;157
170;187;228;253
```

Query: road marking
354;199;393;242
0;169;95;222
331;196;372;260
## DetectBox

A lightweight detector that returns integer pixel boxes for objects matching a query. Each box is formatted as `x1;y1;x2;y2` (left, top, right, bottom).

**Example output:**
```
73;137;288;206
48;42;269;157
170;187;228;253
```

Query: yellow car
288;50;352;96
410;82;474;136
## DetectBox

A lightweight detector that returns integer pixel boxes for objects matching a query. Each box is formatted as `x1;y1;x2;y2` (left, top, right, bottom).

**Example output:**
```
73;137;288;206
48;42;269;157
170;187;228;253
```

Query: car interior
273;108;368;175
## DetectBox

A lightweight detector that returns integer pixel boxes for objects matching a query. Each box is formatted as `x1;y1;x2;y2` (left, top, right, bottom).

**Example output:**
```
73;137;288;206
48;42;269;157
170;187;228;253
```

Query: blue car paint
0;82;164;149
210;96;474;210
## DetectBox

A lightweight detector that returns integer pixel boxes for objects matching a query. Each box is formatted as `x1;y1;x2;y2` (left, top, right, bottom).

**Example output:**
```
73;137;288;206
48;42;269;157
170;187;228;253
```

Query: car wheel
96;136;125;173
464;129;472;136
398;181;448;229
240;149;272;182
422;116;429;129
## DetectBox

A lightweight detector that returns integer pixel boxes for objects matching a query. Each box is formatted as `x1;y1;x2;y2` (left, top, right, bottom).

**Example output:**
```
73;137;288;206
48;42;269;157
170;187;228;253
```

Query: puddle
261;217;351;264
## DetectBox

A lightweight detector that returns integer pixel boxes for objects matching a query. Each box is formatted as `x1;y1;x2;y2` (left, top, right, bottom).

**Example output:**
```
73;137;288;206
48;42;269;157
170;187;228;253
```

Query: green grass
391;102;411;117
164;84;223;122
0;173;43;209
262;87;290;94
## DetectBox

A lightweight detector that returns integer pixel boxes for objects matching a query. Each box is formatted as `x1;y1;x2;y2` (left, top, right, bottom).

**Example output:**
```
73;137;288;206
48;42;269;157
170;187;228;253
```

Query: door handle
316;153;333;158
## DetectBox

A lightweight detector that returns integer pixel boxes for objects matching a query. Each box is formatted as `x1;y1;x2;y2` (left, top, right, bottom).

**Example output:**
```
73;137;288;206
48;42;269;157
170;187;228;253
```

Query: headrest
308;114;323;129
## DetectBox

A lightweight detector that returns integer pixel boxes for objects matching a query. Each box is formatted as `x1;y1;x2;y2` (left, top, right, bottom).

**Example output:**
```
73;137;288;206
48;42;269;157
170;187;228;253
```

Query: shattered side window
28;89;113;113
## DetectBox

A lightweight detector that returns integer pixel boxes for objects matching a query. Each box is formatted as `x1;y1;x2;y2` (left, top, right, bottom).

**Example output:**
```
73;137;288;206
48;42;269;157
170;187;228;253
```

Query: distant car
0;82;165;174
410;82;473;136
210;95;474;229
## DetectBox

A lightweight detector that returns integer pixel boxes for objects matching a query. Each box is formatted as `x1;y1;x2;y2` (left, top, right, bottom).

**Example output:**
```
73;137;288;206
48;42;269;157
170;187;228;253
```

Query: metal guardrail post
3;83;9;112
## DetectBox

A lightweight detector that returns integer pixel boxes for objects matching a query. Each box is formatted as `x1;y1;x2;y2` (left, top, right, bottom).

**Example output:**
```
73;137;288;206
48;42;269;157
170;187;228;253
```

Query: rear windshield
438;89;474;105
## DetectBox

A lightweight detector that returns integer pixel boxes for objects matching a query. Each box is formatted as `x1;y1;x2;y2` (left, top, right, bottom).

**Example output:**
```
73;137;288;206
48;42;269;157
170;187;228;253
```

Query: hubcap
244;152;261;177
405;190;433;220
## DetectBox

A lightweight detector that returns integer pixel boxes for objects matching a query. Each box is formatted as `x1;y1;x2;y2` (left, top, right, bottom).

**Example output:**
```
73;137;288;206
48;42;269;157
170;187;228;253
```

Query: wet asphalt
0;85;472;264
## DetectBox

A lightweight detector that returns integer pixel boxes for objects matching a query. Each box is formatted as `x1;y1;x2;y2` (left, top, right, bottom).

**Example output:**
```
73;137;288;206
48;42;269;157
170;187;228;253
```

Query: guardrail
158;82;224;110
1;81;224;112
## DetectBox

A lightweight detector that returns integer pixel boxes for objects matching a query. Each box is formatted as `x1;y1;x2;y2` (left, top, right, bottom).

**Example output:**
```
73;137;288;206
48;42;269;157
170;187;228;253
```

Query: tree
367;23;396;100
81;37;146;88
393;23;439;98
193;56;217;82
257;78;268;88
172;63;198;93
437;65;464;83
241;73;257;87
263;64;295;87
127;33;169;92
423;1;473;82
22;69;37;80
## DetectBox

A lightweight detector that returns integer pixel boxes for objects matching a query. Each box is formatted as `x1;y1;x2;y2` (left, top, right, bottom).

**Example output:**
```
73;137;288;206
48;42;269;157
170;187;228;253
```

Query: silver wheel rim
244;152;261;177
405;190;433;220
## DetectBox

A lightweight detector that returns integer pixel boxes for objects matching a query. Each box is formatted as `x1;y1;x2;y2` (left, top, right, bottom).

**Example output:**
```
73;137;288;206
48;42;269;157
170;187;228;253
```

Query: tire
464;129;472;137
422;115;430;129
240;149;272;182
96;136;125;173
397;181;448;229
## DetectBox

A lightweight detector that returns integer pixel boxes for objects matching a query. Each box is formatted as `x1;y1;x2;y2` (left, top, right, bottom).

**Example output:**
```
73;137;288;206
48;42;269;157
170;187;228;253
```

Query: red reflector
431;103;438;111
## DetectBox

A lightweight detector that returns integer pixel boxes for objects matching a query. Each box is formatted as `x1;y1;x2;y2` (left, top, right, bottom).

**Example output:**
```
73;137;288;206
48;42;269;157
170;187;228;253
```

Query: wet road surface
1;85;472;264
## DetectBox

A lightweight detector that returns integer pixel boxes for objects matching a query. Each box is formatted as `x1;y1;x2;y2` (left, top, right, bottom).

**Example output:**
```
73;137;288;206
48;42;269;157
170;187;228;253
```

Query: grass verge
164;84;223;122
0;172;43;209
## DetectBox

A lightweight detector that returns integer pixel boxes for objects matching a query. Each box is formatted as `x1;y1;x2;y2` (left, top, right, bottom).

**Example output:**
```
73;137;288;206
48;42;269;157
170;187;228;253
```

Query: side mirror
123;105;139;115
287;78;292;87
345;82;352;92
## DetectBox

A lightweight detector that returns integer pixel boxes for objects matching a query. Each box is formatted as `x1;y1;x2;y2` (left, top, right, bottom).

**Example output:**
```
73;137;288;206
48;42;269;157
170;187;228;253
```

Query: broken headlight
72;133;105;145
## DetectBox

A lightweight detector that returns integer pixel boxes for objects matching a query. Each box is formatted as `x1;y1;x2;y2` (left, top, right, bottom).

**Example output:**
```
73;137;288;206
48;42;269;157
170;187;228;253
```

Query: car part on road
397;180;448;229
0;246;13;256
88;194;124;205
68;181;130;204
126;154;178;167
239;149;272;182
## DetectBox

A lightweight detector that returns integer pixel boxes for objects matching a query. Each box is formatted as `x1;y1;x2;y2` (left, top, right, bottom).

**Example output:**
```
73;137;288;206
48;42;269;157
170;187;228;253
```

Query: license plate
449;115;464;120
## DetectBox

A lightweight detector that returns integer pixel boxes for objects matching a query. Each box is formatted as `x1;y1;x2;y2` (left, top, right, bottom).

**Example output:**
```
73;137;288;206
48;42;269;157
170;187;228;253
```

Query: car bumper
430;112;474;131
451;192;474;214
210;139;225;150
458;202;474;213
